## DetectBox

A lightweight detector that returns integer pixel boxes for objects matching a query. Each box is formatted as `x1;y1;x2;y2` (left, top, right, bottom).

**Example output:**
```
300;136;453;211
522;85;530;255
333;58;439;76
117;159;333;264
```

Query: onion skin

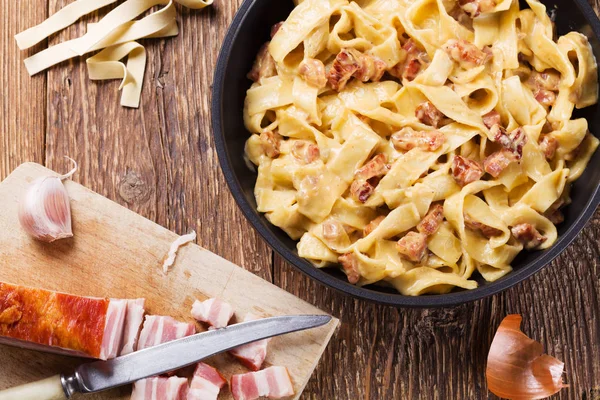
486;314;566;400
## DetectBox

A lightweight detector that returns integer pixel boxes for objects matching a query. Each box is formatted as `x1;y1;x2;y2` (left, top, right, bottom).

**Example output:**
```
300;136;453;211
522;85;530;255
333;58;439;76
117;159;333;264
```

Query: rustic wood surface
1;0;599;398
0;163;338;399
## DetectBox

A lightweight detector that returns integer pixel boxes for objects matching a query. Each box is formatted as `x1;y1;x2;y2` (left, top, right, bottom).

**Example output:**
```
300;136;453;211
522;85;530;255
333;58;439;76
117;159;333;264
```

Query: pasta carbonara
243;0;599;295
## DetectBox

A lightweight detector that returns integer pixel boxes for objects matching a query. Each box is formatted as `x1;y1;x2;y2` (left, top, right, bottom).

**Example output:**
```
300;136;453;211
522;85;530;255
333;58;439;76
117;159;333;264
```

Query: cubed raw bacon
363;215;386;237
291;141;320;164
458;0;496;17
248;43;277;83
443;39;492;69
131;376;189;400
229;314;270;371
492;125;527;158
482;110;501;129
396;232;428;262
417;205;444;236
391;127;446;152
299;59;328;89
119;298;146;356
338;252;360;284
136;315;196;351
452;156;484;187
390;39;429;81
327;48;386;91
191;298;234;329
187;362;227;400
511;223;547;249
483;149;519;178
464;213;503;238
231;366;294;400
0;281;128;360
260;131;282;158
415;101;445;128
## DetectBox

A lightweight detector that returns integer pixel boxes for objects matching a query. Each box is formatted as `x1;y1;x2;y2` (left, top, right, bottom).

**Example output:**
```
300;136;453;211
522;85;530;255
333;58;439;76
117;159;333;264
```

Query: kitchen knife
0;314;331;400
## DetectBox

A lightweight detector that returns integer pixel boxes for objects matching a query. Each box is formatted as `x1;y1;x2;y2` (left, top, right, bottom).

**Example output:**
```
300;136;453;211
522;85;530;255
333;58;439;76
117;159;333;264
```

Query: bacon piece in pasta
390;127;446;152
526;70;560;107
443;39;492;69
511;224;547;249
338;253;360;284
545;199;566;224
260;131;282;158
464;213;503;238
396;232;428;262
390;39;429;81
350;180;376;203
482;110;501;129
417;204;444;236
492;126;527;158
299;59;328;89
415;102;445;128
322;219;354;241
291;141;320;164
327;49;386;91
363;215;385;237
458;0;496;18
355;154;389;181
483;149;519;178
539;135;558;160
248;43;276;83
452;156;484;187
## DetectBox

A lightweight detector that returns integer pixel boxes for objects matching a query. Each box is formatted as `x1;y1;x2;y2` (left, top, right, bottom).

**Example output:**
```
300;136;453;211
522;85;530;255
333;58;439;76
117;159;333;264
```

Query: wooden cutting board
0;163;339;399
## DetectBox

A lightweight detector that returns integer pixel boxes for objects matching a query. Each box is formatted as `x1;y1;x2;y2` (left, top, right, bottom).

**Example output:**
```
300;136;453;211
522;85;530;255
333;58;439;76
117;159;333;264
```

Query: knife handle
0;375;67;400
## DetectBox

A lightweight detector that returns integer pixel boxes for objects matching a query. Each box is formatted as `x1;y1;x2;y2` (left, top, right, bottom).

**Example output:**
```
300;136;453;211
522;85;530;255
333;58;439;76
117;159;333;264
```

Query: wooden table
1;1;599;398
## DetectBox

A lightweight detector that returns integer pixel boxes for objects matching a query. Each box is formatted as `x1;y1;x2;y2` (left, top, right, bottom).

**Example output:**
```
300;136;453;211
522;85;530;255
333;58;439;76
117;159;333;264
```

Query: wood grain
0;163;338;399
1;0;600;399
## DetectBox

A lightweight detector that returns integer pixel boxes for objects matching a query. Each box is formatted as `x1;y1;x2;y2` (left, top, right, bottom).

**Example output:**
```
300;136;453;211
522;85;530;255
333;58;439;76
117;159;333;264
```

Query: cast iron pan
211;0;600;307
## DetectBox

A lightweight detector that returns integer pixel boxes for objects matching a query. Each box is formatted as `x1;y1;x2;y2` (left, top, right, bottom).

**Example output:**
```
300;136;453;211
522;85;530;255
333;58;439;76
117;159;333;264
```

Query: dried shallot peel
487;314;567;399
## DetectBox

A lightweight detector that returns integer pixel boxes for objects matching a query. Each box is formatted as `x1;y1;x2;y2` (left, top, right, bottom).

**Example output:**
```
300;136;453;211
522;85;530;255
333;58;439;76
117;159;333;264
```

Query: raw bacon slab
231;366;294;400
131;376;189;400
191;298;234;329
136;315;196;351
229;313;270;371
187;362;227;400
0;281;127;360
119;298;146;356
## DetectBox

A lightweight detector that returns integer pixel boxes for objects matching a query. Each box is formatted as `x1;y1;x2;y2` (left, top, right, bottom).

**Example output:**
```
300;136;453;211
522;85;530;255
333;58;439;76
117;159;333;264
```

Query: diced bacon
187;363;227;400
131;377;189;400
363;215;386;237
491;125;527;158
355;154;389;181
545;198;565;224
527;70;561;92
415;101;445;128
248;43;277;83
270;22;284;38
338;253;360;284
350;180;375;203
322;219;354;242
260;131;282;158
443;39;493;69
417;204;444;236
458;0;496;17
464;213;503;238
299;59;328;89
327;48;386;91
119;298;146;356
511;223;547;249
0;281;129;360
396;232;428;262
391;127;446;152
230;314;270;371
291;141;320;164
483;149;519;178
231;366;295;400
390;39;429;81
539;135;558;159
482;110;501;129
136;316;196;351
449;4;473;27
452;156;484;187
191;298;234;329
534;89;557;106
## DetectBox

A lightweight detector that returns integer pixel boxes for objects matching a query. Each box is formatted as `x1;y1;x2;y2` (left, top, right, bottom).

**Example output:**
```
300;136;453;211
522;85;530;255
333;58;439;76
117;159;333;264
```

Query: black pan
211;0;600;307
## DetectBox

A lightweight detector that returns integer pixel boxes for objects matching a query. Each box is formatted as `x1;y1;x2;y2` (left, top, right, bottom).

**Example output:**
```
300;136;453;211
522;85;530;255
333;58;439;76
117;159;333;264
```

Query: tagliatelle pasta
243;0;599;295
16;0;211;107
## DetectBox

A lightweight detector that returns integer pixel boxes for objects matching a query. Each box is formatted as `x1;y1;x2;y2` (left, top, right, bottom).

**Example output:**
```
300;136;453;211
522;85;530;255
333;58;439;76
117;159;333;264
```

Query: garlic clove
18;158;77;243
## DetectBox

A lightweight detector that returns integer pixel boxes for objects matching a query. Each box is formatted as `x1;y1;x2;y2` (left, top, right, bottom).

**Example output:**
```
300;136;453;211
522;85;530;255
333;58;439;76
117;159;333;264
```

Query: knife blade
0;314;331;400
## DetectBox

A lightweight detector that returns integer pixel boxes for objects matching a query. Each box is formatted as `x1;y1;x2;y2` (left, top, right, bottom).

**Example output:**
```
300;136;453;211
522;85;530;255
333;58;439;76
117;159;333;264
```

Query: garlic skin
18;159;77;242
